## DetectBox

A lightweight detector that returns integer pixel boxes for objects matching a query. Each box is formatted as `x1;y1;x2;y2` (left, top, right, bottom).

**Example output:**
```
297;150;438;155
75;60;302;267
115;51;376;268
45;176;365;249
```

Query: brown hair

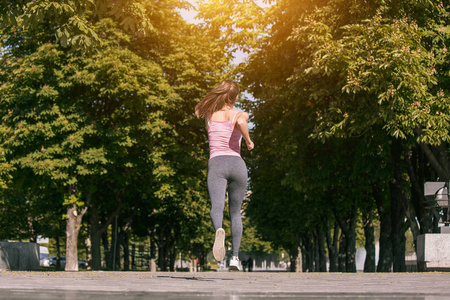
195;80;239;119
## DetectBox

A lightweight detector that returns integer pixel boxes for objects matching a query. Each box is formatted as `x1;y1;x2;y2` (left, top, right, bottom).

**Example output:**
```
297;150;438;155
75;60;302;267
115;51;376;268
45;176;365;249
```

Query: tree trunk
65;204;79;272
56;235;61;268
288;245;298;272
85;235;91;270
362;206;376;272
169;245;176;272
308;237;315;272
303;236;314;272
65;191;89;272
377;223;393;272
158;247;165;271
436;143;449;181
102;231;111;270
111;215;120;271
404;146;434;235
335;206;357;273
338;230;346;272
121;229;130;271
419;142;450;182
131;244;136;270
314;234;320;272
150;233;157;272
158;229;167;271
317;227;327;272
375;185;393;272
120;210;133;272
90;198;122;271
296;246;302;273
345;209;357;273
288;245;301;273
200;249;207;271
27;212;37;243
90;204;102;270
401;147;421;250
326;221;339;272
390;177;407;272
65;203;78;271
300;242;308;272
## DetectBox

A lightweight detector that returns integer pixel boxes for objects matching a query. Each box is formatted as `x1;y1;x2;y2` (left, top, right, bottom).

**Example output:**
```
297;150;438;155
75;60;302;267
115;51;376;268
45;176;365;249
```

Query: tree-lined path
1;0;449;273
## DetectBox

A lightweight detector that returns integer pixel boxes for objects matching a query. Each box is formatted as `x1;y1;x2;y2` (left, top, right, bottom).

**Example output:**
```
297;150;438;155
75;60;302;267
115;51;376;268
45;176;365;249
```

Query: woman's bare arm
235;112;254;150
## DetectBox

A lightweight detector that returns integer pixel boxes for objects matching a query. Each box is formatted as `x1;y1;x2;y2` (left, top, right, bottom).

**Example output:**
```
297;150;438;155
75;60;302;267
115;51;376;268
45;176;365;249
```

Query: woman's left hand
247;140;254;150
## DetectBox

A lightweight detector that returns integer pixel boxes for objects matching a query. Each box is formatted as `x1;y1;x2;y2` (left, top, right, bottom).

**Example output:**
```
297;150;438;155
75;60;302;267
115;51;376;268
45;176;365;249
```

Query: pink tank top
208;111;242;159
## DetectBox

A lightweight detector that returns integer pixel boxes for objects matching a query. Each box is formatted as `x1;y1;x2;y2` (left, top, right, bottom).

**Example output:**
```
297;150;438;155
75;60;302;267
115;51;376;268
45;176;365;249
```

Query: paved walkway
1;271;450;299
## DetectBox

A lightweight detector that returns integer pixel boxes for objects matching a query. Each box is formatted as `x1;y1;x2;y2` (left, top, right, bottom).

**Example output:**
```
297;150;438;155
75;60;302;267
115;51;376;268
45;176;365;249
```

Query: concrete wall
0;242;40;271
417;234;450;271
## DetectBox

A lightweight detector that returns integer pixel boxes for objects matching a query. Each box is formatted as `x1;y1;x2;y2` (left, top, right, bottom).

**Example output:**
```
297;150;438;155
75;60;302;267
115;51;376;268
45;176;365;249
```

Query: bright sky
178;6;200;24
178;1;264;118
179;0;272;21
178;2;246;64
178;1;272;65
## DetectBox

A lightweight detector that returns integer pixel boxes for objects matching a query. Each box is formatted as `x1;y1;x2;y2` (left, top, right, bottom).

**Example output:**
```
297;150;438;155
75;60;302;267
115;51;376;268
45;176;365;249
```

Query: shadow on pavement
0;290;447;300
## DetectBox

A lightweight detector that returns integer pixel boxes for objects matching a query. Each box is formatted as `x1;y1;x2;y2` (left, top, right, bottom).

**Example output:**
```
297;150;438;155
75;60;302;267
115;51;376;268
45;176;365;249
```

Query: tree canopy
1;0;449;273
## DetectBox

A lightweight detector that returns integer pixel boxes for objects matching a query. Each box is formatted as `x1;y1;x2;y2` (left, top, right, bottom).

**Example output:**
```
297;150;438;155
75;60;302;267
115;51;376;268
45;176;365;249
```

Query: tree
1;0;232;272
290;1;449;254
0;14;179;271
240;0;449;273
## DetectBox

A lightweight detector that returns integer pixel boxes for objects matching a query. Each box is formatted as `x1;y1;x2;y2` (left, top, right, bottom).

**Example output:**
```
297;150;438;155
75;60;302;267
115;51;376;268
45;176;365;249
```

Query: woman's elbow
237;112;249;122
237;118;248;127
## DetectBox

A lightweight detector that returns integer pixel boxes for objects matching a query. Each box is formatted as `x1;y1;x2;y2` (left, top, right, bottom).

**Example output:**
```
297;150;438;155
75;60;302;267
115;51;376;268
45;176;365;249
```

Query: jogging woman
195;80;254;271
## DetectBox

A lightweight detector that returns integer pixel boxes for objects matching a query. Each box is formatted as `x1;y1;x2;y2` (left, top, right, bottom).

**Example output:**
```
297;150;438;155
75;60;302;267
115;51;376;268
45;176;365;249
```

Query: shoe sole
228;265;240;271
213;228;225;261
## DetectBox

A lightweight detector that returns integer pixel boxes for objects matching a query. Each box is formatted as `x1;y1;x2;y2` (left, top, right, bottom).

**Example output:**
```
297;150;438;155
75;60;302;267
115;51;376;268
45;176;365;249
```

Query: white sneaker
229;256;241;271
213;228;226;261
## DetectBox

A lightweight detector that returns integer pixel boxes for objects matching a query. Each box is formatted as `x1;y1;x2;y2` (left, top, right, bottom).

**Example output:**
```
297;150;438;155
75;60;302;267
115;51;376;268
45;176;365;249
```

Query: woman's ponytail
195;80;239;119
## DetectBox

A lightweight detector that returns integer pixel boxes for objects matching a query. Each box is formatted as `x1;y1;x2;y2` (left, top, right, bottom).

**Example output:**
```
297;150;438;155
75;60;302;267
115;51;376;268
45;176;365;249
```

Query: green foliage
3;0;447;271
240;214;274;254
291;10;450;145
0;0;220;266
240;0;450;272
0;0;192;51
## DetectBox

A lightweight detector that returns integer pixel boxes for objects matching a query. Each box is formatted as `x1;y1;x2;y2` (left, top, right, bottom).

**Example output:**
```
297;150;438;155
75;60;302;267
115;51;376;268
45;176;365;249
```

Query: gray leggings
207;155;248;256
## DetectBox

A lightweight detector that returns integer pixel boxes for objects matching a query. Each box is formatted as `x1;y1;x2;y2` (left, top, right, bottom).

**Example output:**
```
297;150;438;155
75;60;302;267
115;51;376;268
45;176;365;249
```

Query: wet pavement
1;271;449;299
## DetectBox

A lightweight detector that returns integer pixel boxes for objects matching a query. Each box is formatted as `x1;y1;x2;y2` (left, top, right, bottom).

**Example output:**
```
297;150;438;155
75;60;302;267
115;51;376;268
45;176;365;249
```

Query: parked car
39;246;49;259
40;256;86;268
40;257;50;267
39;246;49;265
